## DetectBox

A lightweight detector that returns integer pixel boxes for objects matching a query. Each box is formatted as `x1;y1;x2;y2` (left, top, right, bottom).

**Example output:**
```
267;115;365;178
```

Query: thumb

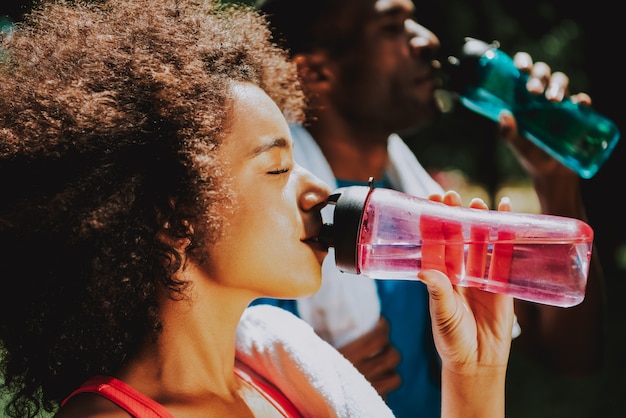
498;109;517;141
417;269;458;321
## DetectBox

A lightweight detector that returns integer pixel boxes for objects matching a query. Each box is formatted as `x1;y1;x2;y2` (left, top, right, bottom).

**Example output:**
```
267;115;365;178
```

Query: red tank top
61;360;302;417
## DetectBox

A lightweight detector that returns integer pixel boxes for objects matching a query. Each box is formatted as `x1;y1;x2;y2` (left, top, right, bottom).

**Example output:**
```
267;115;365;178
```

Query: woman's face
207;82;331;299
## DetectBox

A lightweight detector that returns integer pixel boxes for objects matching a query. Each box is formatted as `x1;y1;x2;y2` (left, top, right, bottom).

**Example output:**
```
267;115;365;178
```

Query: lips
303;234;329;253
414;61;442;87
303;234;326;247
414;71;440;87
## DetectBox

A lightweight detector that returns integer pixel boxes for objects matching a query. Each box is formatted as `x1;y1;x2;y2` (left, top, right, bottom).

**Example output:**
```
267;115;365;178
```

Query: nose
406;20;440;53
295;164;332;212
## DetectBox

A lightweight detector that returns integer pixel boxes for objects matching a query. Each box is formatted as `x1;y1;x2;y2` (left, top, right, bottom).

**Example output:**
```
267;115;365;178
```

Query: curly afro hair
0;0;304;416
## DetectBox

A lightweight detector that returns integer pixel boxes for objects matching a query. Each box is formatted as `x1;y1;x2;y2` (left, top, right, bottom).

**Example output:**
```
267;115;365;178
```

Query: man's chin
396;113;440;137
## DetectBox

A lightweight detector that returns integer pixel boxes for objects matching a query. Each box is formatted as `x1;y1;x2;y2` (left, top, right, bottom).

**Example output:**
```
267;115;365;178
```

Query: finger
488;196;514;286
422;192;451;272
545;71;569;101
443;220;463;280
427;193;443;203
420;211;446;271
467;198;489;278
442;190;462;206
359;343;402;378
497;109;517;141
423;190;462;275
496;196;512;212
468;197;488;210
527;61;551;94
417;269;456;317
338;317;391;359
439;192;463;279
370;369;402;398
570;92;592;106
513;51;533;72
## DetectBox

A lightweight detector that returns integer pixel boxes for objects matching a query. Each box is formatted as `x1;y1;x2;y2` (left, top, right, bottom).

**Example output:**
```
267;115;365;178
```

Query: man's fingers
370;369;402;398
338;317;394;363
359;343;402;377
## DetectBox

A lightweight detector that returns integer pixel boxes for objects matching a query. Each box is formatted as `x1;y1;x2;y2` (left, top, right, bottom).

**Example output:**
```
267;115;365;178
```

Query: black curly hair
0;0;304;416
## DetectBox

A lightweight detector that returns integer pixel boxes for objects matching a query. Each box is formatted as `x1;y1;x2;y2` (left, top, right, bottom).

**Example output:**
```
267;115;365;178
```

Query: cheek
214;202;293;273
220;204;319;297
239;206;295;260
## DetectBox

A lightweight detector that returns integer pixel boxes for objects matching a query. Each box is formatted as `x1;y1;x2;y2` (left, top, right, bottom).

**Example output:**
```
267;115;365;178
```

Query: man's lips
415;71;440;88
414;60;442;86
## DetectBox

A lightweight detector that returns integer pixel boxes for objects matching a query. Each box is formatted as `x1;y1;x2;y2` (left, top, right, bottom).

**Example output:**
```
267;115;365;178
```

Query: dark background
2;1;624;416
405;4;626;416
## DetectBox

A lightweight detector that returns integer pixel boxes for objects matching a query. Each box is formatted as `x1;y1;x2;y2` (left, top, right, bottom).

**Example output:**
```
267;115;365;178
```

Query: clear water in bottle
359;241;590;307
321;186;594;308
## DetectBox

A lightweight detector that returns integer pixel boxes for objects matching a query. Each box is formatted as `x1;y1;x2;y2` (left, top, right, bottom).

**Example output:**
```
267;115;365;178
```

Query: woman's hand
421;191;514;418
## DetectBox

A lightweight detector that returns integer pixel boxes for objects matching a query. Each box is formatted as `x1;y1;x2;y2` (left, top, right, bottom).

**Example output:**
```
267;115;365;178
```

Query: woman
0;0;514;417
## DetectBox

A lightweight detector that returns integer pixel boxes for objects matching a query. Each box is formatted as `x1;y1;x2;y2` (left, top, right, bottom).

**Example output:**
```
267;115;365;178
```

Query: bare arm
420;191;513;418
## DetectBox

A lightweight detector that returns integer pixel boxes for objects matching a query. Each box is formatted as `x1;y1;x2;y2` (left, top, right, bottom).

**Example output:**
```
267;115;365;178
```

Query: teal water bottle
443;38;620;179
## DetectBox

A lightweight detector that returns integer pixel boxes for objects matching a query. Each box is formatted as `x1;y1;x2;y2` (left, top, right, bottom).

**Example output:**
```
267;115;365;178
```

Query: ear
156;201;194;254
157;222;193;254
293;52;334;94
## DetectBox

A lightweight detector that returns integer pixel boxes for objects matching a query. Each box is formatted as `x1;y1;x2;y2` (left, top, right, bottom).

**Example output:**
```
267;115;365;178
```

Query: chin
398;108;441;136
294;277;323;299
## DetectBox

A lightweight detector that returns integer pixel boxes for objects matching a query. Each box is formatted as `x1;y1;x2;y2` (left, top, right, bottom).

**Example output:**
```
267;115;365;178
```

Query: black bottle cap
318;183;373;274
444;38;497;94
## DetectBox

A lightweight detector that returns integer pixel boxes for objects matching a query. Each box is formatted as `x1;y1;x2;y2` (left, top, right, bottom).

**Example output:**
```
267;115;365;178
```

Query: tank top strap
64;364;302;418
61;375;175;418
234;358;303;418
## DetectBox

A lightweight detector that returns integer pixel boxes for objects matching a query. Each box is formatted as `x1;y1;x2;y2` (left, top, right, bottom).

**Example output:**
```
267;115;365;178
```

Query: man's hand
498;52;592;181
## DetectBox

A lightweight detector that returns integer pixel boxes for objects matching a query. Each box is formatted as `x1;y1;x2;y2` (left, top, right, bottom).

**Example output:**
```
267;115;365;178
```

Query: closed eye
268;168;290;175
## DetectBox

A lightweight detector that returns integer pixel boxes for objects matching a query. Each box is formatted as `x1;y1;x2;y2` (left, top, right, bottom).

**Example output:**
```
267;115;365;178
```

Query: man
252;0;605;416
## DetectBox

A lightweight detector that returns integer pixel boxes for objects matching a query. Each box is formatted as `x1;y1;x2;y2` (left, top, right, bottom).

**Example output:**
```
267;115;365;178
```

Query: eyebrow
250;137;289;157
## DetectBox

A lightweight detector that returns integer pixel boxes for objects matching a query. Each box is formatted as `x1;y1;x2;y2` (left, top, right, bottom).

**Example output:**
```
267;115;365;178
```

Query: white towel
236;305;394;418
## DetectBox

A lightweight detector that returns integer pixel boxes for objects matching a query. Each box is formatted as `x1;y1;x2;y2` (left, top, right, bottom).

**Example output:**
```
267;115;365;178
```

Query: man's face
328;0;442;135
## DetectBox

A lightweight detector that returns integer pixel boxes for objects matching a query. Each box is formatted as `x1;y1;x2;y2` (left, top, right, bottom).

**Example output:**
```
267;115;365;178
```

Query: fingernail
526;78;544;93
546;84;564;100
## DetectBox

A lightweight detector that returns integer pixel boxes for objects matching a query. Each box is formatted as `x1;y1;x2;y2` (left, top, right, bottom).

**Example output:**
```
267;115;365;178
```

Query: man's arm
498;57;606;374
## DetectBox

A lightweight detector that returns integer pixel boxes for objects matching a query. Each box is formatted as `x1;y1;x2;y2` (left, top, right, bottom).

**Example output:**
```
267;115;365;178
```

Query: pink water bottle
318;182;594;307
